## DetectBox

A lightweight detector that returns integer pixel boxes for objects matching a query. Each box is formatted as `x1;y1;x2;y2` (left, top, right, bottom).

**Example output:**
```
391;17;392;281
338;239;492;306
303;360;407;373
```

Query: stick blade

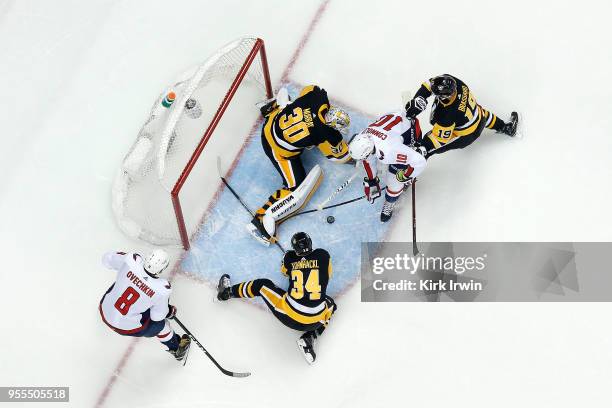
231;371;251;378
216;156;223;177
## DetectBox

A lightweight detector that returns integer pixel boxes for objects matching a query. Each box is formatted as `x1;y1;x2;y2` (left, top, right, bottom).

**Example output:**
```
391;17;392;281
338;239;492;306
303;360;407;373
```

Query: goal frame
171;38;273;249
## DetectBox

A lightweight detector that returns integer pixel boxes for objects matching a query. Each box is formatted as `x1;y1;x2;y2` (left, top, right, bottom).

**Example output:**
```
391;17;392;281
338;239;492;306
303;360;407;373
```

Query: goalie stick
173;317;251;378
216;157;286;253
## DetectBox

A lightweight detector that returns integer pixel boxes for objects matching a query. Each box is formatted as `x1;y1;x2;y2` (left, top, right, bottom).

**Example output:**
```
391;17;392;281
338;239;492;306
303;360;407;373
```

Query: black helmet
291;232;312;256
430;75;457;99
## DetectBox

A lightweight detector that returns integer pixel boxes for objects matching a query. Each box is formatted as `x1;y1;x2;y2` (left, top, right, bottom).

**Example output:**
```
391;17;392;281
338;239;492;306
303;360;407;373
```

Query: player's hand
405;96;427;118
413;144;428;159
396;169;415;185
166;304;177;319
363;176;381;204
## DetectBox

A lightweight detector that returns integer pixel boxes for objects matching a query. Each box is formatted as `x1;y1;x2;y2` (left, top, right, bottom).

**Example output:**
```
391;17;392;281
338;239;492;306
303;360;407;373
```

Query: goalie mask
325;106;350;133
144;249;170;277
348;133;375;161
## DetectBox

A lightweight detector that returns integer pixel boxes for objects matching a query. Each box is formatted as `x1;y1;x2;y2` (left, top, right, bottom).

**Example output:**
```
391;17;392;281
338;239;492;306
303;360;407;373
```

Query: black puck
326;216;335;224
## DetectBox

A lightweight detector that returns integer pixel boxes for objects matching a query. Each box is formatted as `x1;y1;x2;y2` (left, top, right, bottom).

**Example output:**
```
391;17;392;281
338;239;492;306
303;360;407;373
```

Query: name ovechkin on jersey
126;270;156;298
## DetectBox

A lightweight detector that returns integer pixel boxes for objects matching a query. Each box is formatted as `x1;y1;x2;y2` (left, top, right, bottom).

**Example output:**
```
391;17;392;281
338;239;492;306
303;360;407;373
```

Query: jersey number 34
290;269;321;300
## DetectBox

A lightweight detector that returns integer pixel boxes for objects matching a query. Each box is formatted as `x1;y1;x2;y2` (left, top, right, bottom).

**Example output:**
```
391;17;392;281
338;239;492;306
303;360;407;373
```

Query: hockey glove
166;304;177;320
363;176;382;204
396;169;415;185
405;96;427;118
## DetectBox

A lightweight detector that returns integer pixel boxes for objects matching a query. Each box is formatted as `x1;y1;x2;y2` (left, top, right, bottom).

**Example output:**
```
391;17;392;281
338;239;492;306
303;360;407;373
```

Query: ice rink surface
1;0;612;407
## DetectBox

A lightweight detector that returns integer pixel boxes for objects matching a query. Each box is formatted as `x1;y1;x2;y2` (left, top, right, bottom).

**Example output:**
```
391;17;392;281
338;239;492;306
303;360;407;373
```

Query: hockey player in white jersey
349;111;427;221
99;249;191;361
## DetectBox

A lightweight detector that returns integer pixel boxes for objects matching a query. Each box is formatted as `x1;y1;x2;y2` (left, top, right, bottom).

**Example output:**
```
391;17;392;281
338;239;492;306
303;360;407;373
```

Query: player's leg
217;275;295;325
248;152;322;244
127;312;191;361
217;275;328;331
480;107;519;136
254;145;306;218
380;164;412;222
297;296;337;364
247;134;307;244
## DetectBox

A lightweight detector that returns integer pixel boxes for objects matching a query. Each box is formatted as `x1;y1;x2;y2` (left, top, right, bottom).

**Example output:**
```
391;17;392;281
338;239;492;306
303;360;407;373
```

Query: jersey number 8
290;269;321;301
114;287;140;315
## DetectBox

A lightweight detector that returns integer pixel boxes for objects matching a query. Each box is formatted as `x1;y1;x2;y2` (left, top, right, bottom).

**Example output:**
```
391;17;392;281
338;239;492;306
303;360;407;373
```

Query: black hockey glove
166;304;177;319
363;176;382;204
405;96;427;118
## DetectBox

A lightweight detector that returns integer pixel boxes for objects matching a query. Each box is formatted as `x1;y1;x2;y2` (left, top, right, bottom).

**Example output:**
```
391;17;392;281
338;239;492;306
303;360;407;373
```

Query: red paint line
280;0;331;85
94;2;331;407
94;338;139;408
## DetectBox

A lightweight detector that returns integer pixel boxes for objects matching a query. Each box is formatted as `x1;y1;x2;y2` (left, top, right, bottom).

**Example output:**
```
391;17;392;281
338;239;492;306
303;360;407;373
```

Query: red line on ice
280;0;331;84
93;2;332;407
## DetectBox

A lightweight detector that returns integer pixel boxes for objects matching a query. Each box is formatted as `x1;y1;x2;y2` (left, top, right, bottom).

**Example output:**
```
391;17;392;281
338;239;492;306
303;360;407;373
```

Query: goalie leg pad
261;165;324;236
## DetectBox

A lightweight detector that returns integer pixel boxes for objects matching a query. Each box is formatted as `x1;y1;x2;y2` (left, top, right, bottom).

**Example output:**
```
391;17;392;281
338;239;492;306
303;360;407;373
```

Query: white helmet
326;106;350;133
143;249;170;276
348;133;375;160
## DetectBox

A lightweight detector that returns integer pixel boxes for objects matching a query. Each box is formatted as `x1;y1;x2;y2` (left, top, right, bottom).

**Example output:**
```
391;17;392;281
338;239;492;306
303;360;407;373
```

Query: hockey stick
316;170;360;211
173;317;251;378
412;180;419;255
294;185;388;217
216;157;286;253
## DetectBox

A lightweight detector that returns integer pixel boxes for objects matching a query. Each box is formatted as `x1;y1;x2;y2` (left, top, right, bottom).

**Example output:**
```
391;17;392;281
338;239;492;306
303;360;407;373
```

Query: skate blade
181;341;192;366
513;111;525;140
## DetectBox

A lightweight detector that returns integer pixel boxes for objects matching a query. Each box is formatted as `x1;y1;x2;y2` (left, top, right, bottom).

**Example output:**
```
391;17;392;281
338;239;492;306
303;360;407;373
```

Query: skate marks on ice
181;83;397;298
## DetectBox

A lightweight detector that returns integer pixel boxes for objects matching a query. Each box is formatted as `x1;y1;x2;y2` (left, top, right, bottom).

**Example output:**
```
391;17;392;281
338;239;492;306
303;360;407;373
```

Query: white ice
1;0;612;407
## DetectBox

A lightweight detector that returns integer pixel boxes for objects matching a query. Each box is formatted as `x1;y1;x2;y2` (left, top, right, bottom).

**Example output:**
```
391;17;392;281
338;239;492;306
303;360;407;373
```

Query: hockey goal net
112;37;272;249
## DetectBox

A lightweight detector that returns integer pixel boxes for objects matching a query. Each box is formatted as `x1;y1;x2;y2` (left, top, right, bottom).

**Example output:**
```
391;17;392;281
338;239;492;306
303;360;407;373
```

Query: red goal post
112;37;273;249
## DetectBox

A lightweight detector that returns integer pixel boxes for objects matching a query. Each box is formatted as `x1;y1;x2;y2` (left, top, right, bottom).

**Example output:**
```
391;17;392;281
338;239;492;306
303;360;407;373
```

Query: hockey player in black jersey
217;232;337;364
247;85;351;246
404;74;518;158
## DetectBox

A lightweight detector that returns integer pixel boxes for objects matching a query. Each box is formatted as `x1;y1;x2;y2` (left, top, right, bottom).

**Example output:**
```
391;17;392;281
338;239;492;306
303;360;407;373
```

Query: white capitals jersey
360;110;426;179
99;252;172;333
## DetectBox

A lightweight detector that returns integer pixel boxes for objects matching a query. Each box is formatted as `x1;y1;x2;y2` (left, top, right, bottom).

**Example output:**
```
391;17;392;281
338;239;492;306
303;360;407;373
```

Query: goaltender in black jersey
405;74;519;157
247;85;351;246
217;232;337;364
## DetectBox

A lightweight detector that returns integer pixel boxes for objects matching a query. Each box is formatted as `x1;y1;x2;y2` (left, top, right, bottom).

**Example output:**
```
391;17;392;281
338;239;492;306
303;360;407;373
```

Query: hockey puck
326;216;335;224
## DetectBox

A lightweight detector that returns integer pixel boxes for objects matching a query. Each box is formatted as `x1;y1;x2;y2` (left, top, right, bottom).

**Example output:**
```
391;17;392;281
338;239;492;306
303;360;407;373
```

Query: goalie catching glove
363;176;382;204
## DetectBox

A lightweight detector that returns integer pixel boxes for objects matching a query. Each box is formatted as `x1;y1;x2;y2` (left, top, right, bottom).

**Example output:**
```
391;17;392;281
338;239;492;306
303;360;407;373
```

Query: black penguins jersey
414;75;483;149
281;248;332;308
266;85;345;154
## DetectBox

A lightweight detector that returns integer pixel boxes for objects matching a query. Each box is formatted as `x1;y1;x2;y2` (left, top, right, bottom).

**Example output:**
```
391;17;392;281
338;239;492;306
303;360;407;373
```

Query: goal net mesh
112;37;271;247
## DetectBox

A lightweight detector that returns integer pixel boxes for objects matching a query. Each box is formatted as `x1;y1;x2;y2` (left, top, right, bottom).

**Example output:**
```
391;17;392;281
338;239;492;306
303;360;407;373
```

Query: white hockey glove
363;176;382;204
